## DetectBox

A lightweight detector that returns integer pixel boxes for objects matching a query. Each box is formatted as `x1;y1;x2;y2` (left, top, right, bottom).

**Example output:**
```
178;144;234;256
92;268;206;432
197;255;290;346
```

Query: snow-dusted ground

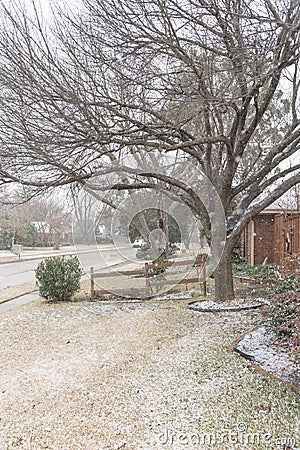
188;298;266;312
235;326;299;389
0;297;298;449
188;297;299;390
153;290;197;300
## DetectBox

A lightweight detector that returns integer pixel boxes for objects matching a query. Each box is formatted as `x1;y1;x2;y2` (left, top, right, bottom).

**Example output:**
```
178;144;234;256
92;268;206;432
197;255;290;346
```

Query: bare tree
0;193;72;248
0;0;299;299
277;184;300;210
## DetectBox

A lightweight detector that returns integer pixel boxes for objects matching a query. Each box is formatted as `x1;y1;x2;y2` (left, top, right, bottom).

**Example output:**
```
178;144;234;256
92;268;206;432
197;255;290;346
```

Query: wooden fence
90;256;207;301
274;214;300;274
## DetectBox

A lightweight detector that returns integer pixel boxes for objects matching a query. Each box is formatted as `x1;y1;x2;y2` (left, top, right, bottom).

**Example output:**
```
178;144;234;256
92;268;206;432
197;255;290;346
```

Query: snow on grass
0;299;298;449
235;326;299;389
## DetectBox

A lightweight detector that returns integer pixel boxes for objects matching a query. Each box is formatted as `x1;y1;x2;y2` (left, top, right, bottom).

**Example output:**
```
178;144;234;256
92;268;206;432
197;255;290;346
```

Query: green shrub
266;290;300;359
136;244;151;259
272;273;300;294
265;274;300;359
35;256;82;301
233;260;278;282
149;257;167;278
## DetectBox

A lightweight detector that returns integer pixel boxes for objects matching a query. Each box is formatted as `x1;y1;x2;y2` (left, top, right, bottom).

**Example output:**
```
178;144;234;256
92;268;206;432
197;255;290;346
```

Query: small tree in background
277;184;300;211
35;256;82;302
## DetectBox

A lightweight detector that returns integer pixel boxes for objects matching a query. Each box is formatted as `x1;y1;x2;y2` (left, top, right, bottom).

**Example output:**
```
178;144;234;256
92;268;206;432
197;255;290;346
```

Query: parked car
132;238;145;248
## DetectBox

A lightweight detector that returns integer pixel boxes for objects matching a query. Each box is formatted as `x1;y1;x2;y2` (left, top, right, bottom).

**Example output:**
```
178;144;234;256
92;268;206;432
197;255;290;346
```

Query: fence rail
90;256;207;301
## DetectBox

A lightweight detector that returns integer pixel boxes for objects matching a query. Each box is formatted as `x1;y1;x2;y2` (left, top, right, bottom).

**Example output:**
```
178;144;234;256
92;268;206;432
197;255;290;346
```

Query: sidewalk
0;244;111;264
0;255;141;313
0;291;39;314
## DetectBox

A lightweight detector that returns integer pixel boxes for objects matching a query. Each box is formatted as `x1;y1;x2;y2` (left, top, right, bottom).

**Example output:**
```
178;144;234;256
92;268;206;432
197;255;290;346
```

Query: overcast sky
22;0;300;186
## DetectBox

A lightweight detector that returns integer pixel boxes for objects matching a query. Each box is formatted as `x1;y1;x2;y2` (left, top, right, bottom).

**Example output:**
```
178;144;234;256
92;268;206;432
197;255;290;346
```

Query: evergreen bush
35;256;82;301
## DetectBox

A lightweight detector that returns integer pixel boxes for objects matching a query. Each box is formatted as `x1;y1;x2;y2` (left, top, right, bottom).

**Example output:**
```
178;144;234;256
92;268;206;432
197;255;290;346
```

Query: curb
0;289;38;306
0;249;96;265
0;246;135;266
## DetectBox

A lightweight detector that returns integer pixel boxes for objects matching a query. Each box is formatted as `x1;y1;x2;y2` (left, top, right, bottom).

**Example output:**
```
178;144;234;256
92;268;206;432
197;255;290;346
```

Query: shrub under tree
266;274;300;359
35;256;82;302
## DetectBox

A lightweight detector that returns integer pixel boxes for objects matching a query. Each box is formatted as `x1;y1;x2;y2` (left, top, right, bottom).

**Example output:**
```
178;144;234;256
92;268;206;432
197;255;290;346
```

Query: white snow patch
253;297;270;305
153;290;197;300
235;326;299;387
190;298;265;311
195;300;216;309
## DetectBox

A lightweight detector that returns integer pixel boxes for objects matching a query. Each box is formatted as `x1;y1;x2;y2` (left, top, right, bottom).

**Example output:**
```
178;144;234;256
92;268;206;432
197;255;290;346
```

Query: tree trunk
157;207;169;259
132;212;151;245
213;248;235;301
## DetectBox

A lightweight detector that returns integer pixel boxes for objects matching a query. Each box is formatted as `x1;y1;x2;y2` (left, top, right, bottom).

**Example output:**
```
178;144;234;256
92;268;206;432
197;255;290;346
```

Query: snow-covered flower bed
235;326;299;389
188;298;266;312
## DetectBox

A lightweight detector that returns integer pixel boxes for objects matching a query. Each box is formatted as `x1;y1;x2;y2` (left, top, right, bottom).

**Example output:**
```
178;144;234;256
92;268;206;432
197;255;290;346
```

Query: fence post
91;266;95;301
202;259;207;297
145;263;150;300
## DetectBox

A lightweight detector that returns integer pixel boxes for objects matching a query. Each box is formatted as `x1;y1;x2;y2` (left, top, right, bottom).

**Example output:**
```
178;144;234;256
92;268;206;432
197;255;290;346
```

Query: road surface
0;245;142;290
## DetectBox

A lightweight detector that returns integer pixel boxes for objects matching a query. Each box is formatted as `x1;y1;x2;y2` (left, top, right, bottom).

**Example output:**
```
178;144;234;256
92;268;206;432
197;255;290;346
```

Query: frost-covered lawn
0;298;298;450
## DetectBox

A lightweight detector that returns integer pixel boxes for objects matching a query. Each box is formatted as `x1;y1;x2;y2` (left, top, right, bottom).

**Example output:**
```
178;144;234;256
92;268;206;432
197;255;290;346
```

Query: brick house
241;209;300;269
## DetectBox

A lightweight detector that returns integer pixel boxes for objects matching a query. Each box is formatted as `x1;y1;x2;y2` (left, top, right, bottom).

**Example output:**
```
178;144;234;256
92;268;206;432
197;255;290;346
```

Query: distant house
31;221;50;234
241;209;300;271
31;220;72;247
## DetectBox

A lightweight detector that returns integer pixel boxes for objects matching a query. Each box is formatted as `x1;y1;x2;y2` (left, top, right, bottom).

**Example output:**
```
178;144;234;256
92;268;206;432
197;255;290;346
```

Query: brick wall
241;212;300;267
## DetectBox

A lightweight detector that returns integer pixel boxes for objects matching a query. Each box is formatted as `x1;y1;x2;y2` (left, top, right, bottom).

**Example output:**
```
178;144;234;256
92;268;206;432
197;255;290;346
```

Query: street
0;245;142;290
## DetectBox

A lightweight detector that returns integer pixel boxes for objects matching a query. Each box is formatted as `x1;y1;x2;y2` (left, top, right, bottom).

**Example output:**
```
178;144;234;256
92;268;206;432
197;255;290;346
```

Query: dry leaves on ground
0;298;298;450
